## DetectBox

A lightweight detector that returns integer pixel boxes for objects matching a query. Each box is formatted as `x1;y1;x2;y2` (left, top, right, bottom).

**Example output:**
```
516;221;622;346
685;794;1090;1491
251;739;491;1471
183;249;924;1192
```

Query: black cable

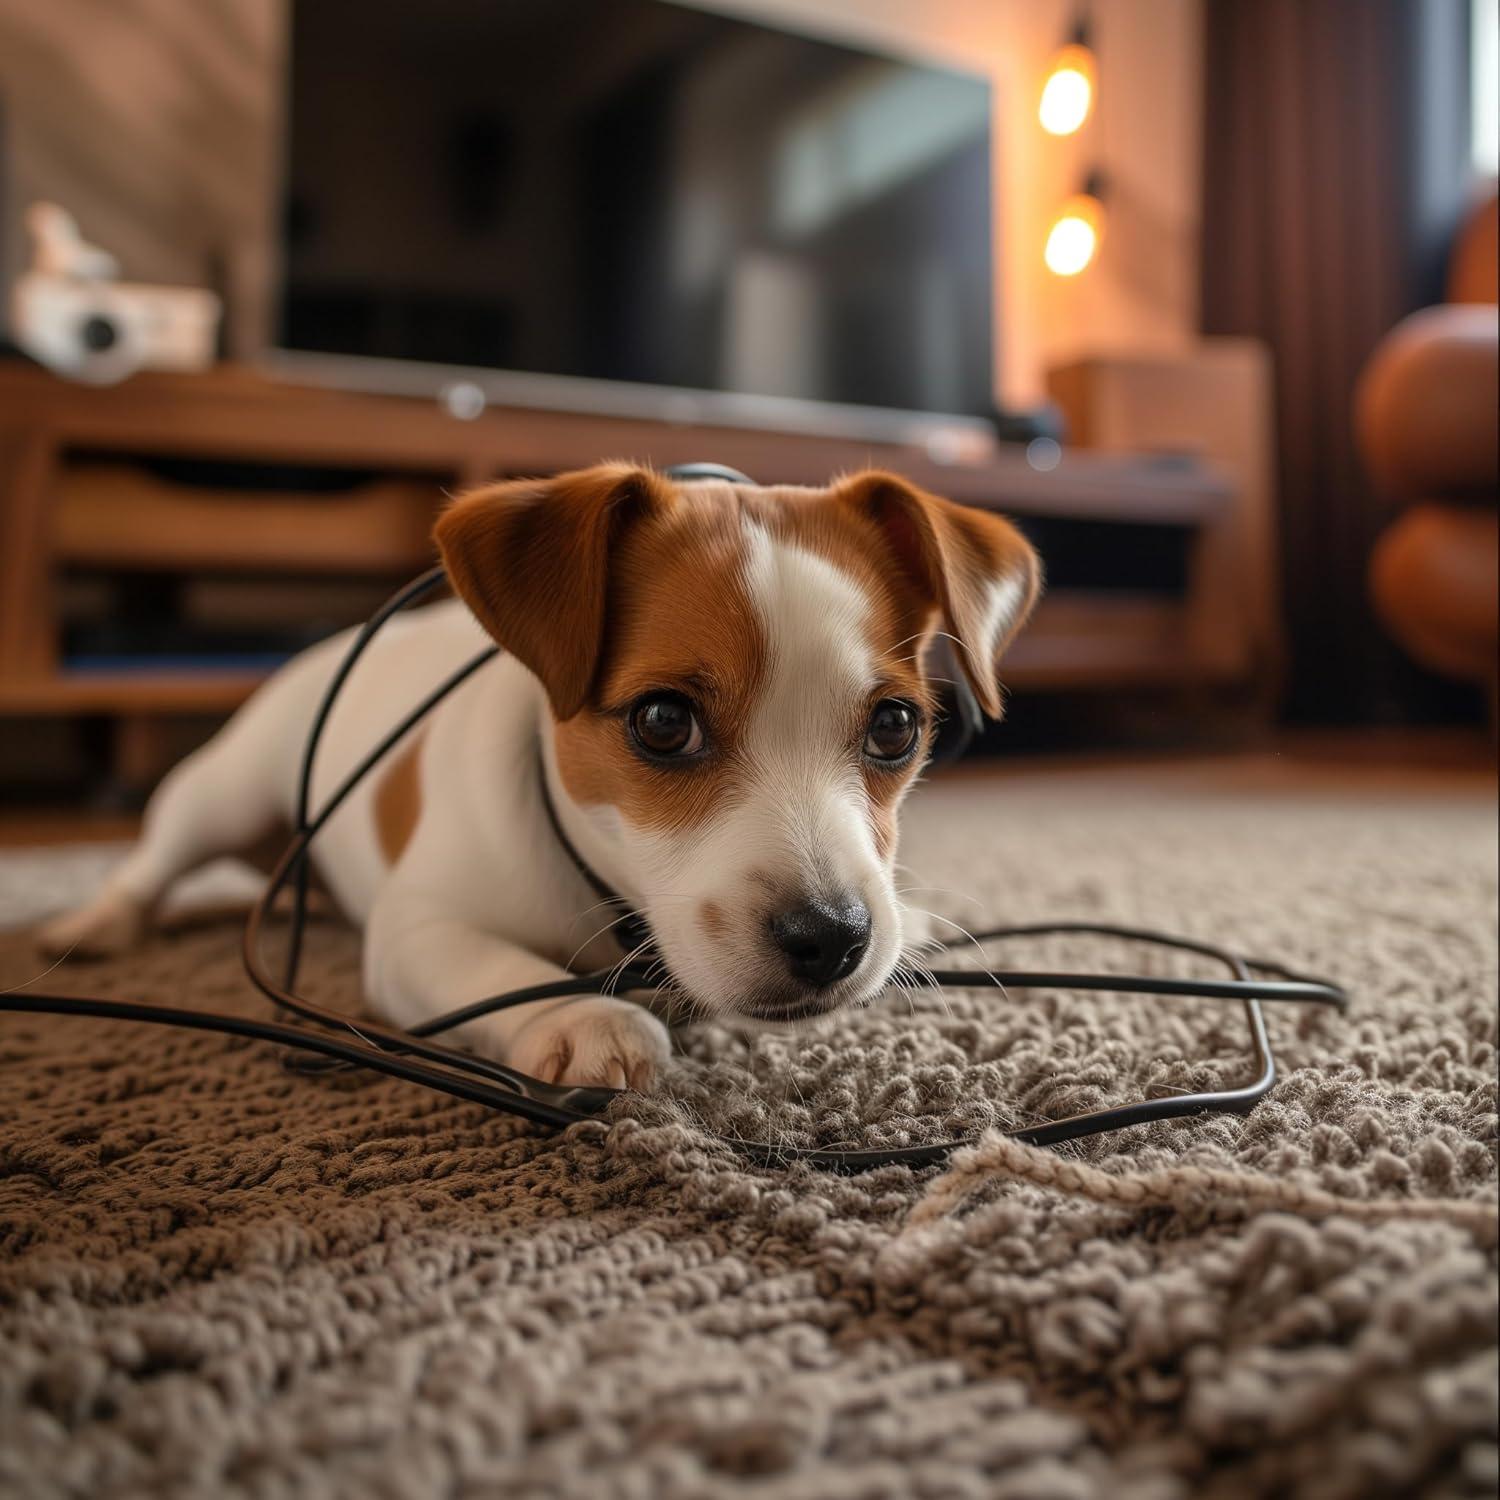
283;564;451;989
3;497;1351;1172
6;921;1345;1170
0;991;599;1128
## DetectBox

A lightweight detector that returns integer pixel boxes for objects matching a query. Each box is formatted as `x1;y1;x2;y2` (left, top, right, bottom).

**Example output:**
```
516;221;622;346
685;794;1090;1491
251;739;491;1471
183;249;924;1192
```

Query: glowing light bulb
1039;43;1095;136
1045;216;1096;275
1044;192;1103;276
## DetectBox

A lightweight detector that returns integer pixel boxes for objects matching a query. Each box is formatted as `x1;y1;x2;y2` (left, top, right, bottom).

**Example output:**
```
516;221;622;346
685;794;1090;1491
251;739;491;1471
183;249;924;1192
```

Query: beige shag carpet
1;760;1496;1499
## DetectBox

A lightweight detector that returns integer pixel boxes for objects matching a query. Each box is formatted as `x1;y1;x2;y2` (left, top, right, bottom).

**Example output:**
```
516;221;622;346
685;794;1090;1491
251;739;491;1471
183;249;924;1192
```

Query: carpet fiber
2;761;1496;1498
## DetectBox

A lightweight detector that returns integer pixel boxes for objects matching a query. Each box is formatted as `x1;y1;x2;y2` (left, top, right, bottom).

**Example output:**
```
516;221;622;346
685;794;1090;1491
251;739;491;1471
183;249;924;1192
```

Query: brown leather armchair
1356;192;1498;714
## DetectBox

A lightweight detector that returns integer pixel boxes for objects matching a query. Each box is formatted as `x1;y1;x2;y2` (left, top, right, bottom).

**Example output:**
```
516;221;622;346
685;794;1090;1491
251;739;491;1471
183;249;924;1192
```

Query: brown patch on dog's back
375;730;426;864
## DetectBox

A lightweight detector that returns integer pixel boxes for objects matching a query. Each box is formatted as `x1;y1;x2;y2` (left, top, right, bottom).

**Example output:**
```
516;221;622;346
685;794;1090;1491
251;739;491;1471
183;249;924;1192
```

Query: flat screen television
272;0;995;443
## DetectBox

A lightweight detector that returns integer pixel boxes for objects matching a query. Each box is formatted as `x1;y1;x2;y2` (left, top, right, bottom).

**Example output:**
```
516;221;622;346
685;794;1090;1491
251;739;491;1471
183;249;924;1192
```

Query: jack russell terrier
41;466;1040;1090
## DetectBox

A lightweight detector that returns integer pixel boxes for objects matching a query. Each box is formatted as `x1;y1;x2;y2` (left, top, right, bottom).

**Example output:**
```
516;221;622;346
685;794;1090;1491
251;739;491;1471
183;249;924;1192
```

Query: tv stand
0;363;1262;789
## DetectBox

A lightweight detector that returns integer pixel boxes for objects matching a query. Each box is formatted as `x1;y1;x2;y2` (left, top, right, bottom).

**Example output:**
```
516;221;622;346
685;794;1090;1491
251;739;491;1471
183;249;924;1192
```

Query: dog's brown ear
839;470;1041;719
434;464;669;718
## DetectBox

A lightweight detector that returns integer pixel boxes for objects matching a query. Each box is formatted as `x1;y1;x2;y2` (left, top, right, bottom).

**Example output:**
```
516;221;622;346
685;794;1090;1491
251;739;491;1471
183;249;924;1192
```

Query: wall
712;0;1204;408
0;0;1202;409
0;0;281;357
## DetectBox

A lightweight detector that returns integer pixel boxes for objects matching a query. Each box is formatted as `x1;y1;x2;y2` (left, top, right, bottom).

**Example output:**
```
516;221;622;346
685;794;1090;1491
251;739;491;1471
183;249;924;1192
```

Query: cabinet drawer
53;463;442;573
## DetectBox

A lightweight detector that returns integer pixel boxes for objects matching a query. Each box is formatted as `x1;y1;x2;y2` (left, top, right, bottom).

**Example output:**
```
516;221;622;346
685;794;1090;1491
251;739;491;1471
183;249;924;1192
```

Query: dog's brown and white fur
41;467;1039;1088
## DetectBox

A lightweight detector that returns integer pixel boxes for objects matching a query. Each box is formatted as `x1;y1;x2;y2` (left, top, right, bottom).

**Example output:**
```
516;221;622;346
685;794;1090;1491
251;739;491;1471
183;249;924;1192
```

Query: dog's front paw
508;996;670;1091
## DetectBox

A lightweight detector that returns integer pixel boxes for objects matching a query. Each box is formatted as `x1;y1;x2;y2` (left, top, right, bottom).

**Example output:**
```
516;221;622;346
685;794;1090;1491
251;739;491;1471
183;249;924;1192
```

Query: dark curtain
1201;0;1477;724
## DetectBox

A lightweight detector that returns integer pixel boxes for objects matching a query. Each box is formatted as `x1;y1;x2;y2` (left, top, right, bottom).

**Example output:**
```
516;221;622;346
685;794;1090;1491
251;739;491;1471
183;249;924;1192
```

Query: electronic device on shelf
9;203;221;386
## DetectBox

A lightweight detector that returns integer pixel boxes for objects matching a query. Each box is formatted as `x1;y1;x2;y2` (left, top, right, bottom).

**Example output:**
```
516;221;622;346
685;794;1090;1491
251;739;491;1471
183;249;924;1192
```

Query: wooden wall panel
0;0;281;354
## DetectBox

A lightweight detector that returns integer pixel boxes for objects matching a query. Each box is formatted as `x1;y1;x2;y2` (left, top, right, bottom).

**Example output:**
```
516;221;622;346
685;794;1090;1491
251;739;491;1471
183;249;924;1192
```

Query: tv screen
277;0;994;422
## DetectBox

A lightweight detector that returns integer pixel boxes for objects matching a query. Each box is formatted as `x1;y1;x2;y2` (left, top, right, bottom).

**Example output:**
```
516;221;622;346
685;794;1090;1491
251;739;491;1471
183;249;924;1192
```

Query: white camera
9;204;221;385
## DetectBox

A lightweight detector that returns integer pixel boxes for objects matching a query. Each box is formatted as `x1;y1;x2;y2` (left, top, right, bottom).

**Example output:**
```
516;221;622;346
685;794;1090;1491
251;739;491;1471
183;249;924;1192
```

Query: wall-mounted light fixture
1044;172;1106;277
1038;14;1095;136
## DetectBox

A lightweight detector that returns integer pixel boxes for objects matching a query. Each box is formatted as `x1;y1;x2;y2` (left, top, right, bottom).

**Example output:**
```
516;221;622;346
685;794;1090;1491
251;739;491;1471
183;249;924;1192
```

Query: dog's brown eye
864;700;919;762
630;695;705;758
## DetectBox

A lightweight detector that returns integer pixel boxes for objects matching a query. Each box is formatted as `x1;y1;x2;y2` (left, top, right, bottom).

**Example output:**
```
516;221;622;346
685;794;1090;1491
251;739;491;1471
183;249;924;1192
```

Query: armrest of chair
1355;304;1498;505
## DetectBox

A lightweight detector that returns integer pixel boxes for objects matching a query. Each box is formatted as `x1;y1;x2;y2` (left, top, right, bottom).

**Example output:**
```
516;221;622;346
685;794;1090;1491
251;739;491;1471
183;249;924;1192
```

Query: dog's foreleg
364;890;670;1089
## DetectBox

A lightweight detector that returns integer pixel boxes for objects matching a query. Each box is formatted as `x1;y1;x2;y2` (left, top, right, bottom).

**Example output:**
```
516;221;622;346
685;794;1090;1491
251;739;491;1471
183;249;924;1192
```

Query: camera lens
80;314;119;352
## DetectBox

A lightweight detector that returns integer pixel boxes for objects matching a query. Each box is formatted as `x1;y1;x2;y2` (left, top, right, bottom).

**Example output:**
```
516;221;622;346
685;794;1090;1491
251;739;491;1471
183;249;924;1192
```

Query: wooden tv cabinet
0;363;1255;784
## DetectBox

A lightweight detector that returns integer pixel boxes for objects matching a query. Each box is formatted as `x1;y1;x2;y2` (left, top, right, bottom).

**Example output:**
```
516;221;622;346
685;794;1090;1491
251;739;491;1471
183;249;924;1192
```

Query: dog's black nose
769;898;871;987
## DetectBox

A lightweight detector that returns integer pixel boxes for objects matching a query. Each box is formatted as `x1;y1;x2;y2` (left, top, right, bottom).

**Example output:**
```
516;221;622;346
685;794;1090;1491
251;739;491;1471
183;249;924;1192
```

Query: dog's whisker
886;630;929;651
888;966;922;1022
0;942;81;995
568;894;633;925
907;906;1003;991
599;935;657;996
894;946;956;1021
565;909;638;971
898;884;985;912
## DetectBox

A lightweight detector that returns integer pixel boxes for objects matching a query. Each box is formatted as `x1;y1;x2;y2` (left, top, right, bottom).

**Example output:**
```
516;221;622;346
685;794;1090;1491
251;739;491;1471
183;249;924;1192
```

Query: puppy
40;466;1039;1088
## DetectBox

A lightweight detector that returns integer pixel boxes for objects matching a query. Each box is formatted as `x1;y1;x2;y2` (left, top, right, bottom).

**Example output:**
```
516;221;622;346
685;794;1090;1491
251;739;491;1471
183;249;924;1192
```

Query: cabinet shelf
0;364;1256;791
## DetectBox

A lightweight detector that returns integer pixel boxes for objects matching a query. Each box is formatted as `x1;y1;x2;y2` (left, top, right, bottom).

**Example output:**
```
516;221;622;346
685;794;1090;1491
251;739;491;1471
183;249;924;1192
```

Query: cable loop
4;539;1350;1172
